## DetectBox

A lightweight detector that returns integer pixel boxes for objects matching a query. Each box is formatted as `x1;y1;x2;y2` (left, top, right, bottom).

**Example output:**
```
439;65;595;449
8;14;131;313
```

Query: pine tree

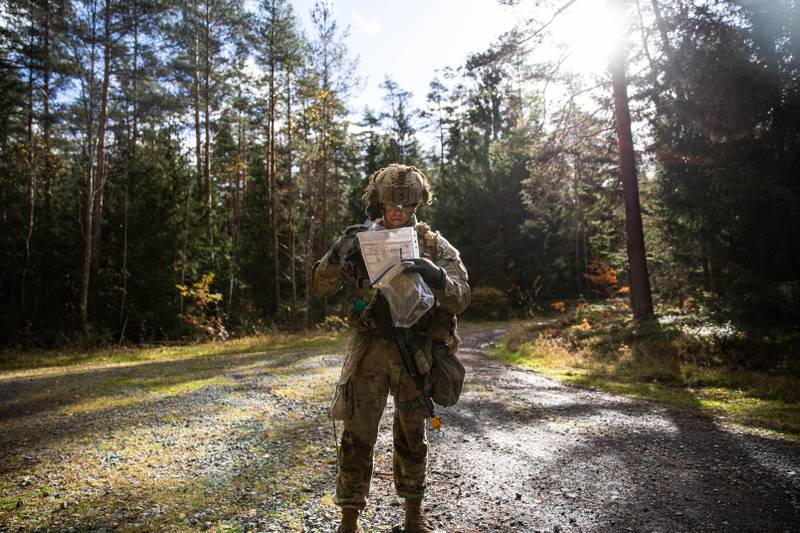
379;76;420;164
303;0;354;322
252;0;302;316
608;0;653;320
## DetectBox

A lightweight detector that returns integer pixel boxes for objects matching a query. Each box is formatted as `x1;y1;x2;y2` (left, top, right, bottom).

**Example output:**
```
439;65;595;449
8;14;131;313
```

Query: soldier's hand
330;224;369;263
401;258;446;289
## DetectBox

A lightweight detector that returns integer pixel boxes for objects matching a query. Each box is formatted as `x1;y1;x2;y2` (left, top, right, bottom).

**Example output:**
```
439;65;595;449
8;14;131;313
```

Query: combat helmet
362;164;433;218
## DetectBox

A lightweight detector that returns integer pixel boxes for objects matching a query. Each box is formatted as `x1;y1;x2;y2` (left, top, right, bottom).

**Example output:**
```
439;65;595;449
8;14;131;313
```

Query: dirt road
354;327;800;532
1;327;799;532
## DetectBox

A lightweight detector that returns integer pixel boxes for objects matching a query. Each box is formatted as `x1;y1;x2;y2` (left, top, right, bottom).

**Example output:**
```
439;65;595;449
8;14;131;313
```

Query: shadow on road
436;327;800;532
0;345;333;472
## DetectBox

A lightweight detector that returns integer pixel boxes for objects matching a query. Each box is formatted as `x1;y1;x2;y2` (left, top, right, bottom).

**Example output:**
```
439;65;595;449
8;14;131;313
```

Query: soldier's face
382;203;417;228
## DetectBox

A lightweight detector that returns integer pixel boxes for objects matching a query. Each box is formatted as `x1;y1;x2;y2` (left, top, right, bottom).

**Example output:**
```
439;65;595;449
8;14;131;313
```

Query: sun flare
552;0;622;75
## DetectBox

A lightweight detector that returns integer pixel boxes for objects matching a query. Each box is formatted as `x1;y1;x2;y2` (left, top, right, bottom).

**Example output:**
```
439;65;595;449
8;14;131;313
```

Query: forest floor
488;298;800;439
1;325;799;532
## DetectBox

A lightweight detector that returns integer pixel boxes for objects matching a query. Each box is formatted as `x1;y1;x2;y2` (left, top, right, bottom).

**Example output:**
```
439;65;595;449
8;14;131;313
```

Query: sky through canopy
290;0;619;125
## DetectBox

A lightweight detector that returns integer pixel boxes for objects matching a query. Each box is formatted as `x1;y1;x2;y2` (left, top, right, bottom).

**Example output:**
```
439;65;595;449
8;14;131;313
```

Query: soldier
312;164;470;533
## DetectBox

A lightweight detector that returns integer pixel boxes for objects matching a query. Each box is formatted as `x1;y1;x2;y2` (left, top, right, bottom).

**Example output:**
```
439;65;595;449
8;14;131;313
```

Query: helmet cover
362;164;432;216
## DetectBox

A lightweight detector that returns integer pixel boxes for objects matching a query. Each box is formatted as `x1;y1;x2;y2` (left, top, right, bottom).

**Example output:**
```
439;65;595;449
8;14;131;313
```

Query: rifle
394;329;442;430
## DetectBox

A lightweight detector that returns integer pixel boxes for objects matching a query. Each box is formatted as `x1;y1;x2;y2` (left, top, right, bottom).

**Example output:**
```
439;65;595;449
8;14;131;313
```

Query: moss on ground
0;330;346;532
487;299;800;441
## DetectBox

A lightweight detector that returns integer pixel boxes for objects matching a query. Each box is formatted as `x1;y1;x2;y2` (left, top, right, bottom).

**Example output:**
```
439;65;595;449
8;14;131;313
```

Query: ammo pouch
429;337;465;408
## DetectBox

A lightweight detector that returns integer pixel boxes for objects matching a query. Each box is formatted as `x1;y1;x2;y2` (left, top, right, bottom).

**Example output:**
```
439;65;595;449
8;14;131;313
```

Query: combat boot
337;507;362;533
403;499;436;533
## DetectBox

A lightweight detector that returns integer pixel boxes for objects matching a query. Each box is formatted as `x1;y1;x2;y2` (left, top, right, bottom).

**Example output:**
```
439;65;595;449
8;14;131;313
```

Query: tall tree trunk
263;119;272;310
132;0;139;147
701;239;711;292
320;53;329;252
204;0;214;262
437;95;445;186
286;64;296;313
317;46;334;321
23;13;36;314
193;26;202;186
269;53;280;314
42;0;52;219
319;148;328;321
574;155;583;297
230;109;245;306
792;0;800;76
302;93;315;327
265;0;282;315
650;0;671;54
81;166;95;331
179;179;193;314
26;17;34;146
40;0;53;318
80;0;100;332
91;0;112;270
609;3;654;320
120;186;128;326
305;193;316;327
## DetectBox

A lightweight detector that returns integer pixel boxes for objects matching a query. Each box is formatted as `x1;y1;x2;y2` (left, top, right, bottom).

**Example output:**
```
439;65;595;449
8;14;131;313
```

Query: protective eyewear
382;203;419;214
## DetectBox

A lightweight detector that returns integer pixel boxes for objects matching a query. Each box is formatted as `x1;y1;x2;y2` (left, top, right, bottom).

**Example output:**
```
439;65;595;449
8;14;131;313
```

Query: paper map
356;227;419;285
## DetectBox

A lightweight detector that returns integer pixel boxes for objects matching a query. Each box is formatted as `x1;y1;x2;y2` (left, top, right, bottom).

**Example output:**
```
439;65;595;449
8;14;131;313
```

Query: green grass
0;496;19;512
0;330;347;372
0;329;346;532
487;300;800;441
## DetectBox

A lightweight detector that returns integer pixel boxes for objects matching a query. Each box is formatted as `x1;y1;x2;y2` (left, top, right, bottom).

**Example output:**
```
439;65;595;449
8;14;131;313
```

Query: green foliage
719;267;800;326
176;272;228;341
1;0;798;352
491;300;800;438
379;76;421;164
462;287;511;321
643;1;800;324
424;45;545;297
178;272;223;309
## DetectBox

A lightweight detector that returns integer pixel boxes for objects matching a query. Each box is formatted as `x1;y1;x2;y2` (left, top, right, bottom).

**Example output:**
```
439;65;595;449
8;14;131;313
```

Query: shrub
583;259;618;297
723;268;800;326
463;287;511;320
177;273;229;340
317;315;349;332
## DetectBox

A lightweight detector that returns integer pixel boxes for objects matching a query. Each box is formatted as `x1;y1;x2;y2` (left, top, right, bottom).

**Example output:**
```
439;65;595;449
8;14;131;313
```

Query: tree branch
514;0;581;46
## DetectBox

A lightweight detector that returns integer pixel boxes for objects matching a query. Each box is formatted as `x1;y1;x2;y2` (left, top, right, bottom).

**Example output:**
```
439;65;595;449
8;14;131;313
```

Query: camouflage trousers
335;336;429;510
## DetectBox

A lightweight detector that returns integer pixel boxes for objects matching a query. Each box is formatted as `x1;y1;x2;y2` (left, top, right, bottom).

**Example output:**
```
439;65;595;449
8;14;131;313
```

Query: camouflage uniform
312;195;470;511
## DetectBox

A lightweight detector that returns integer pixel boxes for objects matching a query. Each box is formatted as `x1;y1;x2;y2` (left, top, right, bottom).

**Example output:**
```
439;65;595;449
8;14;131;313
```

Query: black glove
402;258;446;289
330;224;369;263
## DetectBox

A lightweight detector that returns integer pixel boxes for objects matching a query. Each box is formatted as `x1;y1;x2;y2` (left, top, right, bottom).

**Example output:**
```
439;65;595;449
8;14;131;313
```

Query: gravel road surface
353;327;800;533
1;327;798;532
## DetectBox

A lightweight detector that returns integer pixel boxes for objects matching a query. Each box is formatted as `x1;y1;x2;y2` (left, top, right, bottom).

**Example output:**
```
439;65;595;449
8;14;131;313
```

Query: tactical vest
347;221;458;346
